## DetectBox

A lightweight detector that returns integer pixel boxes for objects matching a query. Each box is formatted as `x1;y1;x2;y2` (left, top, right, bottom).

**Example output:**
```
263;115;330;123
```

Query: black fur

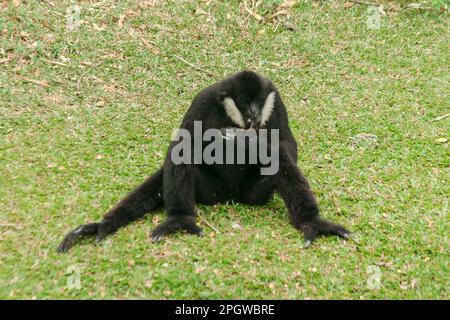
57;71;349;253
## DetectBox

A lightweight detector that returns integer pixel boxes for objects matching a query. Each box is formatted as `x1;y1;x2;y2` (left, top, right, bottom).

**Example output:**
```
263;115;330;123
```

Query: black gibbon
57;71;349;253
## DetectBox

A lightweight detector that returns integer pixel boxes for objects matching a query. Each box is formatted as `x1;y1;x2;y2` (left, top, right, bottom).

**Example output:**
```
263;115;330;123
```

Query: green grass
0;0;449;299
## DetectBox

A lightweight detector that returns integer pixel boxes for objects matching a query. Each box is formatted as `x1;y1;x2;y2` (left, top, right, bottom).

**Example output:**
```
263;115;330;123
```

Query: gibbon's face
223;91;275;130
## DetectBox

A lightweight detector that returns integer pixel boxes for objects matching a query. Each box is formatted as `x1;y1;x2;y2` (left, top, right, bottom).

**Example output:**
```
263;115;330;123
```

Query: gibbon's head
221;71;276;130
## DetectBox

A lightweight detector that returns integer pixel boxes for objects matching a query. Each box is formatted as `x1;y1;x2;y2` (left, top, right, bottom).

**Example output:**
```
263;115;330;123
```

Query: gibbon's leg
276;141;350;248
149;160;203;242
57;168;164;253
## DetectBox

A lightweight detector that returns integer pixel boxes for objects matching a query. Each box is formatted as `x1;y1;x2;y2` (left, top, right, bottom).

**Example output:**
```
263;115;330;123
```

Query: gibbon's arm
57;168;164;253
275;140;350;247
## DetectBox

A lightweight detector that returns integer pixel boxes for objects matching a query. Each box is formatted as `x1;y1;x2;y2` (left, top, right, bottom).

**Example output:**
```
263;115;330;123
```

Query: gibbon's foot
299;217;350;249
150;216;204;242
57;221;114;253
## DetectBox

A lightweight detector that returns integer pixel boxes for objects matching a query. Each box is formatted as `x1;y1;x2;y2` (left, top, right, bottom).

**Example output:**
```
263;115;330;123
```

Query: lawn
0;0;448;299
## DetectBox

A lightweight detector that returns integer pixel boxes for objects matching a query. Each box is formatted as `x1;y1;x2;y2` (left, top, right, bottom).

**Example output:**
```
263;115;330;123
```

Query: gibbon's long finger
316;219;351;239
338;229;351;239
149;216;203;242
300;223;318;249
149;234;164;243
149;226;204;243
303;230;350;249
56;223;99;253
149;219;177;242
300;218;351;249
303;240;313;249
183;223;204;236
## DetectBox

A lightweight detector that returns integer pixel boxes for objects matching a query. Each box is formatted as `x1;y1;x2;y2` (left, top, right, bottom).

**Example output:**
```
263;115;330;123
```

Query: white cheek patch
260;91;275;126
223;97;245;128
